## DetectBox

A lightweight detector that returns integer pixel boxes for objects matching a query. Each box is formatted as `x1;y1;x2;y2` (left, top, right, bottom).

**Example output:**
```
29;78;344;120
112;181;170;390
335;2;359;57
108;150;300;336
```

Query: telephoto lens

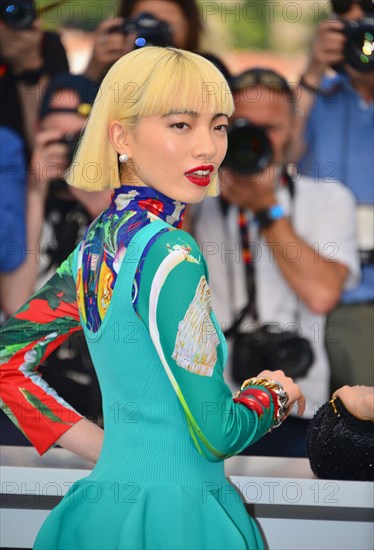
0;0;36;29
223;119;273;175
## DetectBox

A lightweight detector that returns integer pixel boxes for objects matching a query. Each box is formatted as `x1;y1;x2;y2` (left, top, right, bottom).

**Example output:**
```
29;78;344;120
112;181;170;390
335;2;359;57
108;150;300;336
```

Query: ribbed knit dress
0;186;276;549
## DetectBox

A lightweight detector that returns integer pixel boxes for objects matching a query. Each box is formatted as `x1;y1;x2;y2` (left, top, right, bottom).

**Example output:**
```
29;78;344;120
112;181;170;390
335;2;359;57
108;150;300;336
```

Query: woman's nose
192;128;217;159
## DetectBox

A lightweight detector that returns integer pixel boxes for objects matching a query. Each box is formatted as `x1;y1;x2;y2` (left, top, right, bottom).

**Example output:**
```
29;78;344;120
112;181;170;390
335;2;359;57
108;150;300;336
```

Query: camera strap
224;168;295;338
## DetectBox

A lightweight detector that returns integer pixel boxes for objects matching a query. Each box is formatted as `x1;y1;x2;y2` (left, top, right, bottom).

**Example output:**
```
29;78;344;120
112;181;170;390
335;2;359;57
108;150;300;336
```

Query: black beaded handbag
306;397;374;481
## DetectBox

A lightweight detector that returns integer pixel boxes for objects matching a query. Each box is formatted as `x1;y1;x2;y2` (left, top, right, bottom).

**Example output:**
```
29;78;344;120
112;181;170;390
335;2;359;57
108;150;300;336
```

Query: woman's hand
257;369;306;417
333;385;374;421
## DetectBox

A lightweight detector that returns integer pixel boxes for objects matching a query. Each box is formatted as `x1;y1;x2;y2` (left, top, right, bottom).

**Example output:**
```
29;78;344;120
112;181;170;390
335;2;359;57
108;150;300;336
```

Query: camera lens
0;0;36;30
121;12;174;49
344;18;374;72
353;29;374;65
223;119;273;175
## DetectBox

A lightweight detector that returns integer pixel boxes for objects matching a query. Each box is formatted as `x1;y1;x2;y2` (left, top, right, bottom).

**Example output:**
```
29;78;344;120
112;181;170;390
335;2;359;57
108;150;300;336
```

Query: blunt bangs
68;47;233;192
128;49;234;121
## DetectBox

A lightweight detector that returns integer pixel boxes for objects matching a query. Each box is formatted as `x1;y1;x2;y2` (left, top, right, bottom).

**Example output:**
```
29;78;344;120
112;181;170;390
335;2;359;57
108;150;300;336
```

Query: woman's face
130;0;189;49
115;111;228;204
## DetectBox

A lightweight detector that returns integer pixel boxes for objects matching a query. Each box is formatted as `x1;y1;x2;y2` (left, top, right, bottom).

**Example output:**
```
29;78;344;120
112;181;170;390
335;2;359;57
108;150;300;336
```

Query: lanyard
224;170;295;338
238;207;258;322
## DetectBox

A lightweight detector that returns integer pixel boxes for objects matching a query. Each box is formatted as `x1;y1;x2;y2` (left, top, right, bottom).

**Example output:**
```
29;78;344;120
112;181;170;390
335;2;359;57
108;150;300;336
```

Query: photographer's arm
0;188;45;316
1;129;68;317
0;22;43;75
221;166;355;315
83;18;129;83
290;19;345;163
260;216;348;314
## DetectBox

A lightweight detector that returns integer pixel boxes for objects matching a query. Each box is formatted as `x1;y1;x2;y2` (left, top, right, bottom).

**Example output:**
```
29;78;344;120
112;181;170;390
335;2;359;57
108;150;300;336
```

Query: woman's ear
108;121;132;156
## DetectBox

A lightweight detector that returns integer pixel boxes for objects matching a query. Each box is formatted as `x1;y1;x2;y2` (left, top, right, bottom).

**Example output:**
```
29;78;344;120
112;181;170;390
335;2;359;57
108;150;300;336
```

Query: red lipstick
185;165;215;187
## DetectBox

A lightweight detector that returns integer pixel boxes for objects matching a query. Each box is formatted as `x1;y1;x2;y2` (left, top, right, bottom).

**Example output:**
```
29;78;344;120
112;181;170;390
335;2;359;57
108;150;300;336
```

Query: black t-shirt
0;31;69;155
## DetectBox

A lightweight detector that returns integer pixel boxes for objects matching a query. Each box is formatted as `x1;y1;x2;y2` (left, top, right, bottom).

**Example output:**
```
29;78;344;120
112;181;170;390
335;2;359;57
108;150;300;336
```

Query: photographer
294;0;374;391
84;0;203;82
0;0;69;153
192;68;359;456
0;72;111;316
0;126;27;286
0;73;108;445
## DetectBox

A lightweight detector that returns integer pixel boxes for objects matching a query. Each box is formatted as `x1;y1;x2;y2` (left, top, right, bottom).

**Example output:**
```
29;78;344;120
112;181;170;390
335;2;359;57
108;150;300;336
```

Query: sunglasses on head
230;69;294;101
331;0;374;15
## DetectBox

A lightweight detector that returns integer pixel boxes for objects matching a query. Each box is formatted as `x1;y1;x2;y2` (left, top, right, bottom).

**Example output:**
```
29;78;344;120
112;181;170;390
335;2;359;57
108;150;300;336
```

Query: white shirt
193;175;360;418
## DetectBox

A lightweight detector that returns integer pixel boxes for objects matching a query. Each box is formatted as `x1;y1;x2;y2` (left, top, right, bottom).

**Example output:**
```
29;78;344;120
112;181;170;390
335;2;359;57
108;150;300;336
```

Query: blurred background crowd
0;0;373;460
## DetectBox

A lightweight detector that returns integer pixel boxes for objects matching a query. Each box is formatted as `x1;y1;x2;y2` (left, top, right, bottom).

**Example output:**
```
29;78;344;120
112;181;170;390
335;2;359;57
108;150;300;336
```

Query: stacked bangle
236;377;289;429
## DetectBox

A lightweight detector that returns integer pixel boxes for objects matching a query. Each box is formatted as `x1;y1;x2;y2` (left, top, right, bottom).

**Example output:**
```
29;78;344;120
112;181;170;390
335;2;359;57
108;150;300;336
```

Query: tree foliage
37;0;118;30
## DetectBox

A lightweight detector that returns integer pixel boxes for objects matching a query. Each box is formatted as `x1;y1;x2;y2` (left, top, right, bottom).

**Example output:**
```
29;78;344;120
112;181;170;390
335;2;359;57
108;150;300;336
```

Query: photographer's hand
303;19;346;88
0;20;43;74
220;165;349;314
289;19;346;163
29;128;70;196
257;369;306;418
220;165;278;214
84;17;130;82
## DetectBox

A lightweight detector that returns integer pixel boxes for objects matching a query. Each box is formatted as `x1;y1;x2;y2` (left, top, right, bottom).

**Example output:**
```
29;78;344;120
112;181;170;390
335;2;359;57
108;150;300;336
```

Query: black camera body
109;12;174;49
232;324;315;384
342;17;374;72
223;119;273;175
56;132;81;166
45;132;88;267
0;0;35;30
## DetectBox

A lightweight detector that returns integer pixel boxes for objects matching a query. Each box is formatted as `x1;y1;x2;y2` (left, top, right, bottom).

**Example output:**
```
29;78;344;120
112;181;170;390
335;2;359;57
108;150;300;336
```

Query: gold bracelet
236;377;289;428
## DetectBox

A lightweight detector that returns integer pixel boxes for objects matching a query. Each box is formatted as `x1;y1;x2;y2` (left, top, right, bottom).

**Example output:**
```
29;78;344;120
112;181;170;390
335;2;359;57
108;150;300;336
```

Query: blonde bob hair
66;47;234;197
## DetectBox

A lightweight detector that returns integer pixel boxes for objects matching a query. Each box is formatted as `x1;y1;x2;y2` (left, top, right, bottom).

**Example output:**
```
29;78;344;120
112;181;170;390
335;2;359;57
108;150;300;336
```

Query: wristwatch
299;74;320;94
255;204;286;229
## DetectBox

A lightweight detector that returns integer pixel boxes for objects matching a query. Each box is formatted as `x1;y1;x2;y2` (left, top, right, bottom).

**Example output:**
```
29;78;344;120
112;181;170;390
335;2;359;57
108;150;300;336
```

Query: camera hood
110;12;174;49
223;119;273;175
343;17;374;72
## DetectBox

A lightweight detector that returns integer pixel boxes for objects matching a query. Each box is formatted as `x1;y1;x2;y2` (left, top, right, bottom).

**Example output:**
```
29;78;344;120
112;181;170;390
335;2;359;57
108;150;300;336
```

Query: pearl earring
119;153;129;163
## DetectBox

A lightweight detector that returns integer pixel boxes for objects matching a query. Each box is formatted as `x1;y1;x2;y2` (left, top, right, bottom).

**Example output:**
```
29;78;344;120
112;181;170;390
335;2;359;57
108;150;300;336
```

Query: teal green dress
0;186;276;549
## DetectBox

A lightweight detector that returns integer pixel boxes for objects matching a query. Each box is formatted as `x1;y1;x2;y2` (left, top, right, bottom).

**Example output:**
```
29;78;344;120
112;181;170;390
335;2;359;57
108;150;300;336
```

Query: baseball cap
39;73;98;120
